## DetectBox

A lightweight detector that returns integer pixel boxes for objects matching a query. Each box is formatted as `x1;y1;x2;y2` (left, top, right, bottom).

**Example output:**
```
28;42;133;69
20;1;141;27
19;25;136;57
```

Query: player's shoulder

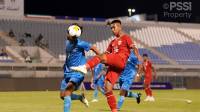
77;38;90;45
147;60;153;65
122;34;131;39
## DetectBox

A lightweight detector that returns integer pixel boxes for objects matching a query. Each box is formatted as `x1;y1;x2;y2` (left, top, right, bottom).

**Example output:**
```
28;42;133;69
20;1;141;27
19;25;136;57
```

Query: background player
60;23;100;112
71;19;142;112
142;53;156;102
90;63;106;102
117;51;141;110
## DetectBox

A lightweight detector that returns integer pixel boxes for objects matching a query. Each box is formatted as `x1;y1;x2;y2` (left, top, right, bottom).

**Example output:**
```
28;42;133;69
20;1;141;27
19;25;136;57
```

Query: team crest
118;40;122;45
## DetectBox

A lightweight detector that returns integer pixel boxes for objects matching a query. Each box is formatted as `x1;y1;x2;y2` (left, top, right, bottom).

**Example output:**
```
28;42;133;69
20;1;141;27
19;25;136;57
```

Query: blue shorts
60;71;84;91
119;68;137;91
94;76;105;89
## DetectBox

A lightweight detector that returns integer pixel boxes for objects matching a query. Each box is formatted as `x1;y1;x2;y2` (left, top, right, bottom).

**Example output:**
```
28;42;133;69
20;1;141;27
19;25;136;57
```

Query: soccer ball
68;25;82;37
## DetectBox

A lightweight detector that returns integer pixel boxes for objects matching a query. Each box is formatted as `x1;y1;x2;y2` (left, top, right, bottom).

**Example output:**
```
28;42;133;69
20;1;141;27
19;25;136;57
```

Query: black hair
111;19;121;24
106;19;122;26
143;53;148;57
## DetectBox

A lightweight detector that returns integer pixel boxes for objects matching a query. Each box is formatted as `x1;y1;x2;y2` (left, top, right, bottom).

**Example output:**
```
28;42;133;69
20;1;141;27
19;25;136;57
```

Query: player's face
110;23;122;37
143;56;148;61
66;33;76;41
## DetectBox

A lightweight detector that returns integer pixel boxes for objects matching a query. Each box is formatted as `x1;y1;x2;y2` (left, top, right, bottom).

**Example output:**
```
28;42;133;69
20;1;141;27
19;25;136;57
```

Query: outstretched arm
90;45;101;55
135;64;143;82
131;46;143;62
152;65;157;80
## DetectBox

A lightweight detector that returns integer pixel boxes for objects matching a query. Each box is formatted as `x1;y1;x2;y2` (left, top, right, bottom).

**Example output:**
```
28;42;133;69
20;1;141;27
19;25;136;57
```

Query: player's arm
152;65;157;80
78;40;100;55
135;64;143;82
90;45;100;55
131;45;143;62
104;41;112;54
97;70;106;79
126;36;143;62
90;68;95;89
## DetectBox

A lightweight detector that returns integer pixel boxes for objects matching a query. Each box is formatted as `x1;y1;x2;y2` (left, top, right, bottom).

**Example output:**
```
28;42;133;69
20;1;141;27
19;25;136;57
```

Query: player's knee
104;83;112;92
119;89;127;96
60;96;64;100
98;54;107;63
65;82;75;93
144;84;149;89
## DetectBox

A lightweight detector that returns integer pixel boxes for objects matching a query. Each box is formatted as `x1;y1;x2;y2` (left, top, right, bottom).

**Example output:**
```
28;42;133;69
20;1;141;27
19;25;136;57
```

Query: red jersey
106;34;134;60
143;60;152;77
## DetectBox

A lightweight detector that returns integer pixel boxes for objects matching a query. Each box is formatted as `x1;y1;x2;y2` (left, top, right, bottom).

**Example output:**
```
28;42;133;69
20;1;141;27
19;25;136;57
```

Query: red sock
144;87;149;96
87;56;101;69
147;87;152;96
105;91;117;112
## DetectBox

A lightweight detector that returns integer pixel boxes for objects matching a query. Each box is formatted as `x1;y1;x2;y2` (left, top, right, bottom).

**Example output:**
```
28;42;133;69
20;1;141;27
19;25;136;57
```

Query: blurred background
0;0;200;91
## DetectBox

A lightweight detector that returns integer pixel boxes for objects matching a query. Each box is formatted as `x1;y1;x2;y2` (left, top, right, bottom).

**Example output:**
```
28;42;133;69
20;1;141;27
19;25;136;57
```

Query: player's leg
96;76;105;95
126;91;141;104
124;72;141;104
60;81;75;112
144;78;154;101
117;78;141;110
104;70;120;112
70;73;89;106
92;84;99;102
145;78;154;101
71;53;125;74
117;77;125;110
92;78;106;102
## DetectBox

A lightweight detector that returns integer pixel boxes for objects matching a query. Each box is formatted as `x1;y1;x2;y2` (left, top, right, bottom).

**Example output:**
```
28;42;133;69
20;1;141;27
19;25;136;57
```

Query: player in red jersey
71;20;141;112
142;53;156;102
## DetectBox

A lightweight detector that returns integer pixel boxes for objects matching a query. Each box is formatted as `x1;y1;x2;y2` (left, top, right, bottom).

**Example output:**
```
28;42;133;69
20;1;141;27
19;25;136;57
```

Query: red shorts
144;76;152;85
104;53;127;85
105;67;122;86
106;53;127;70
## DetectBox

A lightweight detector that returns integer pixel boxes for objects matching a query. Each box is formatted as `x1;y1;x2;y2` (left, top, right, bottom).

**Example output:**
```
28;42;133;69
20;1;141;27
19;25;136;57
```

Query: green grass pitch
0;90;199;112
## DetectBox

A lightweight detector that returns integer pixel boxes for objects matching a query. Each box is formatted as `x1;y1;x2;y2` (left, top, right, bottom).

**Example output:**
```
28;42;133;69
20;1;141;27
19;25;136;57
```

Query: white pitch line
157;98;192;103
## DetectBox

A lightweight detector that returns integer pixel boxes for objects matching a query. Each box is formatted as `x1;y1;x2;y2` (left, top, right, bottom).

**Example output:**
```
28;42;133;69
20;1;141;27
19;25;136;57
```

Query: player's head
108;19;122;37
142;53;148;61
66;23;83;41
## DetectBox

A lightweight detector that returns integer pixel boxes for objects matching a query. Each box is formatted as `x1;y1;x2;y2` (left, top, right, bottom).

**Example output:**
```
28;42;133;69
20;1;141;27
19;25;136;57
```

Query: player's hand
138;55;143;62
135;73;141;82
90;83;95;89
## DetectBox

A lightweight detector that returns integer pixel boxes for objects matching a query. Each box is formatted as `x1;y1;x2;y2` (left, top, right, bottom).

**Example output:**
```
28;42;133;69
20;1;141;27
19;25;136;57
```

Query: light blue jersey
64;38;91;74
61;38;91;91
119;51;140;91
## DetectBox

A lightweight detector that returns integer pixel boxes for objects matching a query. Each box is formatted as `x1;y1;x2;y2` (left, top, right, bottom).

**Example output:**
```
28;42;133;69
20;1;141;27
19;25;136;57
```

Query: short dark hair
143;53;148;57
107;19;121;26
111;19;121;24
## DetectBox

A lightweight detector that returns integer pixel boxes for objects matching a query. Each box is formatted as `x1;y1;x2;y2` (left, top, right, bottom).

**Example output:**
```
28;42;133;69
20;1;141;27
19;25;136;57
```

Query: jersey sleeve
125;35;136;48
78;39;92;52
106;41;112;53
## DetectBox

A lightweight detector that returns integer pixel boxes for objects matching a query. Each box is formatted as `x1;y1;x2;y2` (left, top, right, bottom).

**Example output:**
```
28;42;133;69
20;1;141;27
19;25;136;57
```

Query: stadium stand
129;26;200;64
177;28;200;41
0;17;200;90
0;18;200;65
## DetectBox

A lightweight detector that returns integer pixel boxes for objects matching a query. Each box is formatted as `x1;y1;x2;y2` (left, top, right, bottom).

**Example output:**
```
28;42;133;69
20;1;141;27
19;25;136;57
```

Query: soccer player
142;53;156;102
117;51;142;110
60;23;100;112
91;63;105;102
71;20;142;112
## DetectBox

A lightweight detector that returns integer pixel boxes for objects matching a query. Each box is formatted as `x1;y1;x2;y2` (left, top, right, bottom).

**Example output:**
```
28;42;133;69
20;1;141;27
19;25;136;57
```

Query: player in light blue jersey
60;23;100;112
117;51;142;110
91;63;105;102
